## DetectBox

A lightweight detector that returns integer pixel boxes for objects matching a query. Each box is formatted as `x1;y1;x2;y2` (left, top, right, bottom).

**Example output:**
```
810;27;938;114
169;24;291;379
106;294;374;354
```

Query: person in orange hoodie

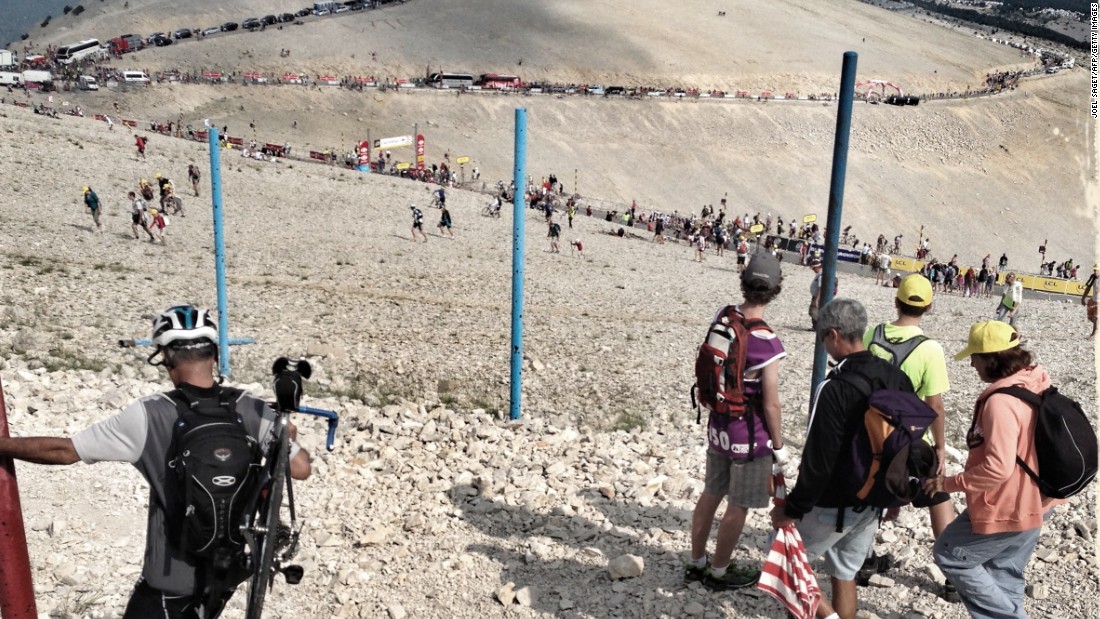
923;321;1063;619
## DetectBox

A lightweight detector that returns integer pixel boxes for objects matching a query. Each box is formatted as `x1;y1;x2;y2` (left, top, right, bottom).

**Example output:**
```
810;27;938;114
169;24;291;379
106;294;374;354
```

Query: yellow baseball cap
897;274;933;307
149;208;158;215
155;172;162;179
81;186;90;193
954;321;1020;360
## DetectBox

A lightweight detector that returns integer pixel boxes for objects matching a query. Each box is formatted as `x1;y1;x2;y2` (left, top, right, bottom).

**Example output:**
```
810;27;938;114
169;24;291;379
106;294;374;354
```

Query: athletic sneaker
683;559;709;584
701;565;760;591
943;579;961;603
855;551;895;586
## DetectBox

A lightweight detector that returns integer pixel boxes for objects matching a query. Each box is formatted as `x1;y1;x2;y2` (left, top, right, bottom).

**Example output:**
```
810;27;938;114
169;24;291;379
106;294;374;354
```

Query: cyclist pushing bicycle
0;305;335;619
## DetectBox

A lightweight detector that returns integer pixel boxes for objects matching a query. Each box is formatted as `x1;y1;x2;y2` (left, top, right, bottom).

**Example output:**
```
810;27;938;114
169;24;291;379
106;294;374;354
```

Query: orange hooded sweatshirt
944;364;1064;534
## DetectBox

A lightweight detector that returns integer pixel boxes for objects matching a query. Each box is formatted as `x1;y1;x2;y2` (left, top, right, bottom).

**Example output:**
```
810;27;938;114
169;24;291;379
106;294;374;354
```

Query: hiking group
687;253;1095;619
80;168;194;243
0;306;314;618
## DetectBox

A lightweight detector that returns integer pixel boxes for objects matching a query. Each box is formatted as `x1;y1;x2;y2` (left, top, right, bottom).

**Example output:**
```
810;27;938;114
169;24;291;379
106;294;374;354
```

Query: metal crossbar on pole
811;52;858;397
509;109;527;420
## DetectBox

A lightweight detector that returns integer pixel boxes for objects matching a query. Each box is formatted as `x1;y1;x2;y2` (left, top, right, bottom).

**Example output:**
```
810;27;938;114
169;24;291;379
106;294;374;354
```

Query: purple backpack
835;372;939;508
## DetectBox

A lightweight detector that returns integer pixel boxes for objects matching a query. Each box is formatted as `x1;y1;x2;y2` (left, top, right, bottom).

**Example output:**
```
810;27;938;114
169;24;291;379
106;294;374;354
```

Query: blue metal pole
509;108;527;420
208;127;231;376
810;51;858;398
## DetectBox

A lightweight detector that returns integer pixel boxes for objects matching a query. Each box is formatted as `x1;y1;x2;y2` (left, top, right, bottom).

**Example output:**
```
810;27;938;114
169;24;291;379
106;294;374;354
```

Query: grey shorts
703;452;771;508
796;507;880;581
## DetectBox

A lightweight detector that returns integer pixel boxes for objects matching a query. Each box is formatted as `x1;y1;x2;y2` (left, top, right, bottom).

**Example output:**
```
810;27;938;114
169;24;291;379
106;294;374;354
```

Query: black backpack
165;387;262;569
991;386;1097;499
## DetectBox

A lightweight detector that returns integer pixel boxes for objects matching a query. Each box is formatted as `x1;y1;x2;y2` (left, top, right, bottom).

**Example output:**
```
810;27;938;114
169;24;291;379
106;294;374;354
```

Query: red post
0;377;37;618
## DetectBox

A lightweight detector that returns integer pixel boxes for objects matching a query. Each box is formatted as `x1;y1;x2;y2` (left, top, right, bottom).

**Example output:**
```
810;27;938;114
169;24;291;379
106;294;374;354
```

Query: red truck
108;34;144;54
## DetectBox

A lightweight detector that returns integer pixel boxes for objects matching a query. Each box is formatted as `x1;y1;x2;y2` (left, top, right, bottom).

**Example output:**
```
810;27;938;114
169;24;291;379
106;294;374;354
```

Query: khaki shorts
703;452;771;508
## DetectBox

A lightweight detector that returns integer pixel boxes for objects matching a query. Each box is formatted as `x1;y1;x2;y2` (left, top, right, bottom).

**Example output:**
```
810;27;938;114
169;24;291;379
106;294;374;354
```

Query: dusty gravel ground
0;105;1097;618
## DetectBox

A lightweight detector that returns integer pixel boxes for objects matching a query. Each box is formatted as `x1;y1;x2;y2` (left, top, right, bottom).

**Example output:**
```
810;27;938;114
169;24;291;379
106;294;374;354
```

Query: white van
0;71;23;86
79;75;99;90
121;70;150;84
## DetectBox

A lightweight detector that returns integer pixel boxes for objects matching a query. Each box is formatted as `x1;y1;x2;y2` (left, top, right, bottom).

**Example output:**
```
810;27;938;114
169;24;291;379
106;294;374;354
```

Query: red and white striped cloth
756;524;821;619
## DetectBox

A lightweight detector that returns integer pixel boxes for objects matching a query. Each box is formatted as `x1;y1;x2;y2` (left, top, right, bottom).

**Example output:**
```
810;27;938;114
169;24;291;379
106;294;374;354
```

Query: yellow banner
888;256;924;273
395;162;411;170
1067;281;1087;296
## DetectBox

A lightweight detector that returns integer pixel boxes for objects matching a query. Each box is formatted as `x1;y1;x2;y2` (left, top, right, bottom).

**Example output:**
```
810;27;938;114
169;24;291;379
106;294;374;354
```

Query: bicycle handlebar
294;405;340;451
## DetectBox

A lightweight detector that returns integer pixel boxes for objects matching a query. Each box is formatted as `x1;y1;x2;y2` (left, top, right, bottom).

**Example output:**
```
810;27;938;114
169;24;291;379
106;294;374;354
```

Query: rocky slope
0;106;1096;618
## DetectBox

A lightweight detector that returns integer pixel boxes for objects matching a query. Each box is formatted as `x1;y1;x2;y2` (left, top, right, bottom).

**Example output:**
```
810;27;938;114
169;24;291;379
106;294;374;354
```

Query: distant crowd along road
13;0;1073;108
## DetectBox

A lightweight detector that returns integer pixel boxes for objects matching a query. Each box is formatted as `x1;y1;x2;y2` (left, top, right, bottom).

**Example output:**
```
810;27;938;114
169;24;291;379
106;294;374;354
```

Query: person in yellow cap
860;273;956;600
147;208;167;243
82;186;103;233
1081;265;1099;338
139;179;155;203
924;321;1063;618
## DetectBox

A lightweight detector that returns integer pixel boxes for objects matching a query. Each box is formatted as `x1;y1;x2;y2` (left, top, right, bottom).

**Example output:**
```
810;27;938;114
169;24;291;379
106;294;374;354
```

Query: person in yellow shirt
861;274;958;602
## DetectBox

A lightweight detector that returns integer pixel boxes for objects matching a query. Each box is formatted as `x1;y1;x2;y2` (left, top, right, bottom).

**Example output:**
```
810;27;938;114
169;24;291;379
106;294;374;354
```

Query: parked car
605;86;625;95
334;5;351;12
348;2;366;11
586;85;605;95
278;13;296;22
173;28;192;39
242;18;262;29
262;15;278;25
296;8;313;17
201;26;221;35
220;22;239;31
151;35;173;47
146;32;165;45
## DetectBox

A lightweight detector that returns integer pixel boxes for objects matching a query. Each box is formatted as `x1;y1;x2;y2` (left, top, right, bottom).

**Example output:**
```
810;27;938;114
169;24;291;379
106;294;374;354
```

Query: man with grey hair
770;298;914;619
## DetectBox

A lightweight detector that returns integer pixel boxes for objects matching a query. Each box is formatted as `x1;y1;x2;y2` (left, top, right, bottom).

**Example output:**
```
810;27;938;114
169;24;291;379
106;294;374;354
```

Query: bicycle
481;201;502;218
241;357;340;619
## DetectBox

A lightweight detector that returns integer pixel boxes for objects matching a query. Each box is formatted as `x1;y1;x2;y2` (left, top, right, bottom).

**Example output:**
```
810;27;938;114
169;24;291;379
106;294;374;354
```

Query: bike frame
241;397;338;619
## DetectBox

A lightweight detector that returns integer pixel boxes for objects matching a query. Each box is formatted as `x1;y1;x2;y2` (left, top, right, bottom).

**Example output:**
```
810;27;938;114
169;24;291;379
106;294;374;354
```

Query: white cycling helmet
151;305;218;349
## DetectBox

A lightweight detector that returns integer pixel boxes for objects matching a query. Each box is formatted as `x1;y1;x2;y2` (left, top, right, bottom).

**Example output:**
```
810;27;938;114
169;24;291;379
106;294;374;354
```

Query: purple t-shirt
707;318;786;459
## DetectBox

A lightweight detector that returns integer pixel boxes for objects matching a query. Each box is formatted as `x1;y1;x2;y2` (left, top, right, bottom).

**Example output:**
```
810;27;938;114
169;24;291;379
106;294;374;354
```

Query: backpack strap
988;385;1045;490
869;324;929;368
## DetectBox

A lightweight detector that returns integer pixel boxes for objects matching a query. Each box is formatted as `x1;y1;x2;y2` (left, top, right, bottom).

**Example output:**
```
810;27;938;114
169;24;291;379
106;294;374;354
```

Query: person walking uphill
925;321;1065;619
687;252;790;591
0;305;313;619
83;186;103;233
770;298;915;619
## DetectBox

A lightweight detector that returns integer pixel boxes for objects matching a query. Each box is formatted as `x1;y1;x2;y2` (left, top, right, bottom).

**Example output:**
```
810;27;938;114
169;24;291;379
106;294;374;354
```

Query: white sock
691;556;707;568
823;613;840;619
709;565;727;577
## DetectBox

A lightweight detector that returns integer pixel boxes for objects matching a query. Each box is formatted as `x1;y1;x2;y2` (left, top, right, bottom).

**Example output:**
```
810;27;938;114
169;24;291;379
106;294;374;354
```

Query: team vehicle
428;72;475;88
173;28;193;39
221;22;239;32
150;34;173;47
242;18;263;30
56;39;102;64
477;73;522;90
108;34;144;54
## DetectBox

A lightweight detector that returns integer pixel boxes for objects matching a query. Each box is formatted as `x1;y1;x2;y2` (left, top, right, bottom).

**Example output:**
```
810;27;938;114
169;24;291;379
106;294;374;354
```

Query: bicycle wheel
245;422;288;619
